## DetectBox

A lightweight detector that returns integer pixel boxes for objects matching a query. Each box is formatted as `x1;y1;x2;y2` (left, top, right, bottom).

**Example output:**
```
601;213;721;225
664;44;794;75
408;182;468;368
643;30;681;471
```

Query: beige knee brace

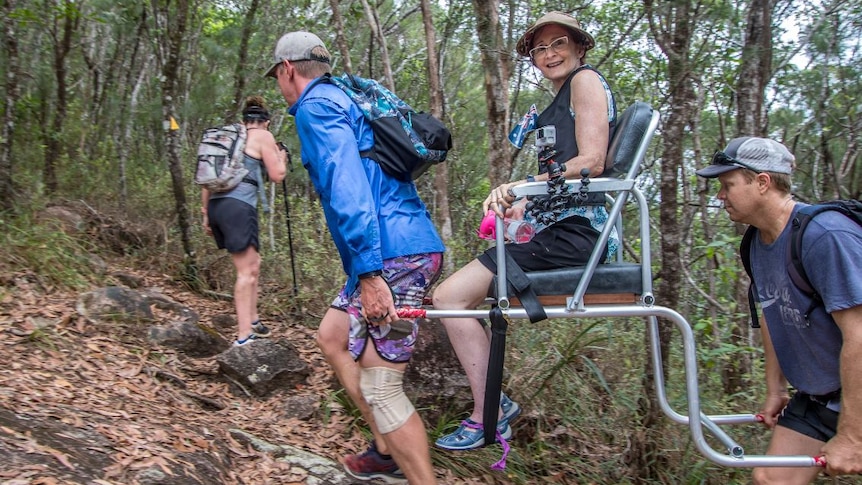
359;367;415;434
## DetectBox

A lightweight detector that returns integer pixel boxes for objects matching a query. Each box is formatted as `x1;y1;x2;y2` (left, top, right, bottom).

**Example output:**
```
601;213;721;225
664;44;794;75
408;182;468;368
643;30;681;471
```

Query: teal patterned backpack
320;73;452;181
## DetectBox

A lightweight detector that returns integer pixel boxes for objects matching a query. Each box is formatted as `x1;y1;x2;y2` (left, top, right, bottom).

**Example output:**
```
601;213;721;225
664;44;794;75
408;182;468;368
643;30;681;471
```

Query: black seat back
604;101;655;178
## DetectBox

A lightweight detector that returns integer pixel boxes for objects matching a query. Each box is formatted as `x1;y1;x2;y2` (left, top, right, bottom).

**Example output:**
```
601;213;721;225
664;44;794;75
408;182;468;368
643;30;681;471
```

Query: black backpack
315;73;452;181
739;199;862;328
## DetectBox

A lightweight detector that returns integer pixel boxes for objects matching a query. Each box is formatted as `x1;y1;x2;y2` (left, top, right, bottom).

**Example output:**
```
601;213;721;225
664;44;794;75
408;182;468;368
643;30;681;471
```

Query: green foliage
4;0;862;482
0;211;99;291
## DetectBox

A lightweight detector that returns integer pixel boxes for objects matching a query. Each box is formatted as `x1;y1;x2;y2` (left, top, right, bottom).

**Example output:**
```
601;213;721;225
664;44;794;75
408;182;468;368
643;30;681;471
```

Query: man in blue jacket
267;31;444;485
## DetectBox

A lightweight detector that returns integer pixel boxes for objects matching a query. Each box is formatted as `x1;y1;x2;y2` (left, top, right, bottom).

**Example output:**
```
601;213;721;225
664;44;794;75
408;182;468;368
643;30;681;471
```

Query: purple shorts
331;253;442;363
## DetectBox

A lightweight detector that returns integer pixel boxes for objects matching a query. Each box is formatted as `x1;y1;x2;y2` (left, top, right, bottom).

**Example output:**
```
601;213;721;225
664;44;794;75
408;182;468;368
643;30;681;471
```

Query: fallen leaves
0;264;375;484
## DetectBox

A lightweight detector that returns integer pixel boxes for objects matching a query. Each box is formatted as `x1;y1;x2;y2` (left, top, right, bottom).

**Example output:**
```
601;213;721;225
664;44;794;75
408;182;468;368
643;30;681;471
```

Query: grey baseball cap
264;31;331;78
696;137;795;178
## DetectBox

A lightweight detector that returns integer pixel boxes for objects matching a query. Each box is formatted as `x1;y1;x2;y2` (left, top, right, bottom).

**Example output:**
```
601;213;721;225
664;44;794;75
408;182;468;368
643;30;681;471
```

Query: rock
76;286;155;322
230;429;351;484
142;289;200;324
282;395;319;421
210;313;236;332
75;287;200;325
404;318;473;421
87;253;108;275
111;271;145;288
0;408;231;484
41;205;86;234
148;321;230;357
216;339;311;397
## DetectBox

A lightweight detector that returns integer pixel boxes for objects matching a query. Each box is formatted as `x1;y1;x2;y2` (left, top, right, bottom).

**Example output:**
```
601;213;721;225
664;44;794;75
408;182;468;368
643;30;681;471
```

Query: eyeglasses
712;150;762;173
529;36;570;60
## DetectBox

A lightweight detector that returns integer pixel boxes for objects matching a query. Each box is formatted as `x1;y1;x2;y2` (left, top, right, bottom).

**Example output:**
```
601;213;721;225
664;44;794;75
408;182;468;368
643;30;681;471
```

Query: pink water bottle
505;219;535;243
477;211;535;243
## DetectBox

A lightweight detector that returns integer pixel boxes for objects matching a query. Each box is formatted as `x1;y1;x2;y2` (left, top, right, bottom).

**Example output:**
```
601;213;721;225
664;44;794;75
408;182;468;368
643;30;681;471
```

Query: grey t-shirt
751;203;862;395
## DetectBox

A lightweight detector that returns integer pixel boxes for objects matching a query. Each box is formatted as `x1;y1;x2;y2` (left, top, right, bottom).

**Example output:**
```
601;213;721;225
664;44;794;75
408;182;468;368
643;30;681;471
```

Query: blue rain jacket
289;77;445;294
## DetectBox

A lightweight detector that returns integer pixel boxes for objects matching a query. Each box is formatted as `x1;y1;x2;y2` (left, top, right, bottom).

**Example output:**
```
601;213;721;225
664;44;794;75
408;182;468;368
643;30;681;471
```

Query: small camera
535;125;556;148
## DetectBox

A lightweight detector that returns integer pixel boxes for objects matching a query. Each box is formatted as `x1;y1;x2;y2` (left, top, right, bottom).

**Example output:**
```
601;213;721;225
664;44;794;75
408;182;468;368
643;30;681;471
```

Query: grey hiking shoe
233;333;265;347
251;321;271;337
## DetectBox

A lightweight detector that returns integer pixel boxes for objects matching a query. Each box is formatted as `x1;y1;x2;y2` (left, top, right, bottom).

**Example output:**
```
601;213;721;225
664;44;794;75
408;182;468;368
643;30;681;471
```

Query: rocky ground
0;265;491;485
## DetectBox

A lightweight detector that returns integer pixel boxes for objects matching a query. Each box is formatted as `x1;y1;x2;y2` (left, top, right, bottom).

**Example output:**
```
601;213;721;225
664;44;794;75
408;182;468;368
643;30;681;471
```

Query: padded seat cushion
491;262;643;297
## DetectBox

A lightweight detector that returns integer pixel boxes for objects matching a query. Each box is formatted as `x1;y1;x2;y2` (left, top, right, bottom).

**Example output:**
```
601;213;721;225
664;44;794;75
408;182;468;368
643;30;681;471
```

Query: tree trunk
419;0;453;271
0;0;19;212
153;0;196;275
472;0;512;187
43;0;80;195
115;6;149;212
638;0;699;479
227;0;261;122
329;0;353;74
360;0;394;88
737;0;771;137
727;0;774;396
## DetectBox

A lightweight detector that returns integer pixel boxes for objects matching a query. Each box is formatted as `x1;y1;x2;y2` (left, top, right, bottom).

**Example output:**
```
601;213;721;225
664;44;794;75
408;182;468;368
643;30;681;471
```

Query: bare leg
751;425;825;485
432;259;501;423
359;346;437;485
232;246;261;340
317;308;391;455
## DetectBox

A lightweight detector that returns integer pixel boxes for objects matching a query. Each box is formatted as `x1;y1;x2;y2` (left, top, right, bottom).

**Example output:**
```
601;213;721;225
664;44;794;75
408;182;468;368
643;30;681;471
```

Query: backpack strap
788;205;829;324
312;73;376;161
739;225;760;328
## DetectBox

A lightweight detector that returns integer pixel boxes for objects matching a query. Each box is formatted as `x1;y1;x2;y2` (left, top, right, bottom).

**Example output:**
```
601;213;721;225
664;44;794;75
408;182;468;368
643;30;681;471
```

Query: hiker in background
266;31;444;485
696;137;862;482
431;11;618;451
202;96;287;347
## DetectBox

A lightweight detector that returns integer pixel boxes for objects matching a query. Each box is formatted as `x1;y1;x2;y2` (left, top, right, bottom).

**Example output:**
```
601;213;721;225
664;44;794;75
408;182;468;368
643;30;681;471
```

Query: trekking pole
279;142;299;296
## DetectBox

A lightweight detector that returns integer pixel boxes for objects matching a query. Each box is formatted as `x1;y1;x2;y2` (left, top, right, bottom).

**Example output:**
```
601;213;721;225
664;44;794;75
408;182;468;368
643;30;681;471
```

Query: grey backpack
194;123;249;192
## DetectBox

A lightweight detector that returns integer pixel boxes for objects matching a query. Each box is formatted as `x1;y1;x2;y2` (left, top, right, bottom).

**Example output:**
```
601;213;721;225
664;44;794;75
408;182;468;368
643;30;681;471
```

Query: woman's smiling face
530;25;584;86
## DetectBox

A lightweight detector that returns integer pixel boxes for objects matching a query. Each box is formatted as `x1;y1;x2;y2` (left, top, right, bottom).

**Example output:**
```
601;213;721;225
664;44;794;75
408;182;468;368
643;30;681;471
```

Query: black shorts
207;197;259;253
776;391;840;442
477;215;605;273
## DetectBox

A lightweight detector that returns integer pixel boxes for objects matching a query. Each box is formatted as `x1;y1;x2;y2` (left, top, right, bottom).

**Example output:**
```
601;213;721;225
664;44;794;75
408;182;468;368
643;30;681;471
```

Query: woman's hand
483;182;521;218
202;208;212;236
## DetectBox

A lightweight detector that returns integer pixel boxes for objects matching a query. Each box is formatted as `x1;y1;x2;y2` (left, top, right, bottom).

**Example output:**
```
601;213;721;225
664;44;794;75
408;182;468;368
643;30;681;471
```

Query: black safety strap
488;250;547;323
482;305;507;447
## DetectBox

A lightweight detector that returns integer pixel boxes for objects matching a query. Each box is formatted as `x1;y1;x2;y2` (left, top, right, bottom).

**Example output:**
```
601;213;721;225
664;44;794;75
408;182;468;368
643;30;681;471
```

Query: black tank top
534;65;616;205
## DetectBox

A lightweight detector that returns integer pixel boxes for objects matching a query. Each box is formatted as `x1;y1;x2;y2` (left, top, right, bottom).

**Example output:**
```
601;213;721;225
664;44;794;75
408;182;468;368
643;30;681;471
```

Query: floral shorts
331;253;442;363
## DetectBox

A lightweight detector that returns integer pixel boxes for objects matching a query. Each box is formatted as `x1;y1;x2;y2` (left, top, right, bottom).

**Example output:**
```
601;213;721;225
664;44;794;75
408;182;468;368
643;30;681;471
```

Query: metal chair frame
421;103;821;468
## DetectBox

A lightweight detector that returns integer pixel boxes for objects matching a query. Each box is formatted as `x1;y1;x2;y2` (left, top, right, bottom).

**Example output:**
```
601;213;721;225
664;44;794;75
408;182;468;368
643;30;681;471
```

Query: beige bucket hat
516;11;595;57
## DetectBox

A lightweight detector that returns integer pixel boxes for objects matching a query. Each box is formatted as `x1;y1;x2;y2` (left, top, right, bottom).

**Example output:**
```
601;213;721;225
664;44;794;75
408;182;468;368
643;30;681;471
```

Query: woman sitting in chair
432;11;618;450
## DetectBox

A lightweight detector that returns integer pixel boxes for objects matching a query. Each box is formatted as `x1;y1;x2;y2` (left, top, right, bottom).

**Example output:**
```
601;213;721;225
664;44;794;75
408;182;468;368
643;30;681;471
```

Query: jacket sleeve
295;94;383;277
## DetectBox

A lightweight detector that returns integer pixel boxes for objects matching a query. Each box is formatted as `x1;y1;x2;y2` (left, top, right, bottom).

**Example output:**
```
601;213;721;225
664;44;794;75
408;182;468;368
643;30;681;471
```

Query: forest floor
0;260;485;484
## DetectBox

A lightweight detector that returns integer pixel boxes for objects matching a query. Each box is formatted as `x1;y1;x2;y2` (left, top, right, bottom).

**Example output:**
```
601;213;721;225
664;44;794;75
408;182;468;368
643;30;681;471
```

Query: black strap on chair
481;249;545;446
488;251;547;323
483;305;507;447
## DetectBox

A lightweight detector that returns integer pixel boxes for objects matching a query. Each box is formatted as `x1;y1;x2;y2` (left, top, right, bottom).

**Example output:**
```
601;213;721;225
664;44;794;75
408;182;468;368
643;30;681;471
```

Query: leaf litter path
0;267;480;484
